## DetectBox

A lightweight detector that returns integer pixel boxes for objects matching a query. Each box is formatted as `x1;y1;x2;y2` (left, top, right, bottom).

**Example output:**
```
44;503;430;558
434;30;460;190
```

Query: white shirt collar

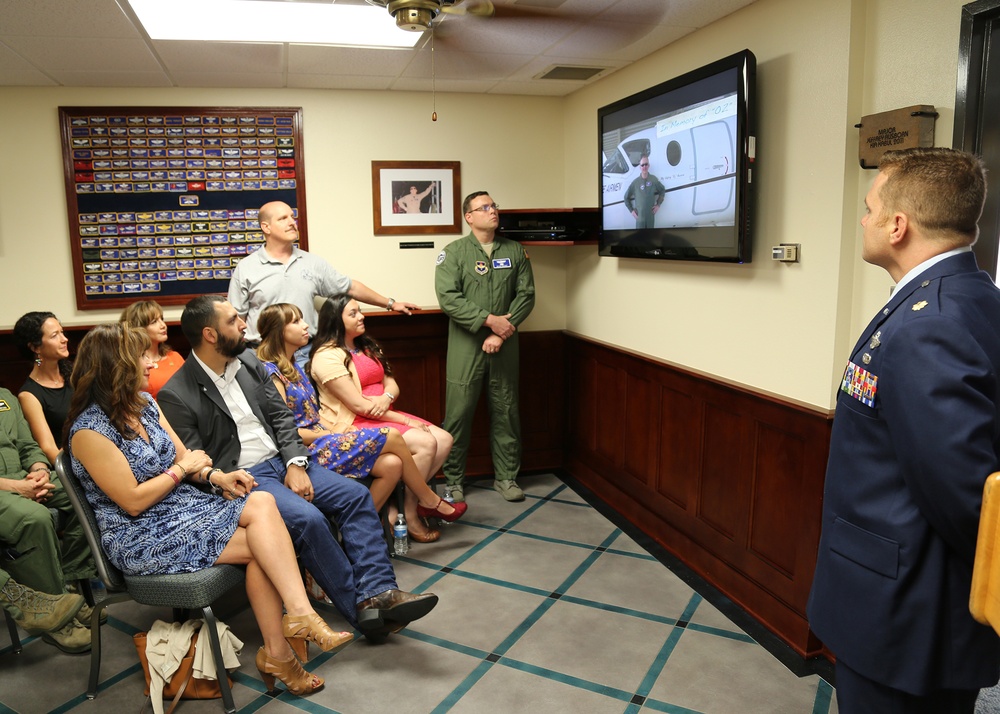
892;246;971;297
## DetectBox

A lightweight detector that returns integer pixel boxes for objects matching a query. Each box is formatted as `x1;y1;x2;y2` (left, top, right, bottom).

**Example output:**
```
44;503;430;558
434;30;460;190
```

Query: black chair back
55;451;127;594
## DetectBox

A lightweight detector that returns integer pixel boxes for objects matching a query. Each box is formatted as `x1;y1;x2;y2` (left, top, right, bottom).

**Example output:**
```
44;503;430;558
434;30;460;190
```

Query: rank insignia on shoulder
911;300;928;311
475;261;488;275
841;360;878;407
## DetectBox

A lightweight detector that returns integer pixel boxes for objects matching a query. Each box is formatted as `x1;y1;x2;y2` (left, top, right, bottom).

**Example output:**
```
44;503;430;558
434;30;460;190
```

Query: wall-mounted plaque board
59;106;307;310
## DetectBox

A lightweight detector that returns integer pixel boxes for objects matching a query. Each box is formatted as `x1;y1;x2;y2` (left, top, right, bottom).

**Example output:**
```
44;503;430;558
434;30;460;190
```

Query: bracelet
164;469;181;486
384;391;395;402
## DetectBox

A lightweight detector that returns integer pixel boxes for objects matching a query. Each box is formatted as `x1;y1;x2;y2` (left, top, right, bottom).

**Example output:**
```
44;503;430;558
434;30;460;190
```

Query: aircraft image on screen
602;92;737;231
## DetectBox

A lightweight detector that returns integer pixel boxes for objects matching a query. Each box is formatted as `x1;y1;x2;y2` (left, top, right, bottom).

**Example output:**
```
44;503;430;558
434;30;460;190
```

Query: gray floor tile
513;499;619;547
647;627;827;714
450;659;633;713
503;598;675;695
563;549;696;621
455;531;595;593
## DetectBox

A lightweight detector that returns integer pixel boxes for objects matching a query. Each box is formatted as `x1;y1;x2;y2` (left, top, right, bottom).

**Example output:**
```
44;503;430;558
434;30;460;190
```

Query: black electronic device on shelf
498;208;598;244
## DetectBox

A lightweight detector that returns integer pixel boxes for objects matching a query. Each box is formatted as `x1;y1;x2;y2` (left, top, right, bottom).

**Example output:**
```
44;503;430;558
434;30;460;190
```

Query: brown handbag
133;629;232;708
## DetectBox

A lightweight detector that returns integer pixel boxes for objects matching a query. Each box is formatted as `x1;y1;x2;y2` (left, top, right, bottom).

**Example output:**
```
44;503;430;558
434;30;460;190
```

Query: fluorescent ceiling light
126;0;420;49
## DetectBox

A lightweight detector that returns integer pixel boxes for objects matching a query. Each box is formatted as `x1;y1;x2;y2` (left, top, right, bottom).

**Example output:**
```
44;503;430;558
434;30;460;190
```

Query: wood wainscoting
563;334;832;659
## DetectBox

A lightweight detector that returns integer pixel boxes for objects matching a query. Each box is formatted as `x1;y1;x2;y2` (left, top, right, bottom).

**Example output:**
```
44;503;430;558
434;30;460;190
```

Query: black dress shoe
356;589;438;640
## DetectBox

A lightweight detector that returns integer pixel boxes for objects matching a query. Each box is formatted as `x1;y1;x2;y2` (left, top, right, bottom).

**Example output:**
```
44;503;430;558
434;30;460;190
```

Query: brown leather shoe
356;589;438;641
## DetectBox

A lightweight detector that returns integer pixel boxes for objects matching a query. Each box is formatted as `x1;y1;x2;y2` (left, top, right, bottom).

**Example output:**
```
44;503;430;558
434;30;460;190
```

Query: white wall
561;0;970;409
0;87;567;330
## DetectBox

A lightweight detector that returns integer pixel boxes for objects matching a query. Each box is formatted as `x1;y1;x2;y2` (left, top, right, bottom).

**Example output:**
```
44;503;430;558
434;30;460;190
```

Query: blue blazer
157;351;307;472
808;251;1000;694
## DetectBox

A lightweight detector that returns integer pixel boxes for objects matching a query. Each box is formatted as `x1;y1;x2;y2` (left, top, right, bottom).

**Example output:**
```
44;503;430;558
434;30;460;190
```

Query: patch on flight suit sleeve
0;399;9;412
435;250;446;266
841;360;878;407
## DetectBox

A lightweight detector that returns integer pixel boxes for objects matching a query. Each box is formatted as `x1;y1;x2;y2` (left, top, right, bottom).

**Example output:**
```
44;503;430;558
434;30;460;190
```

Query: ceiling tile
1;37;162;72
0;0;141;38
288;44;415;76
153;41;286;74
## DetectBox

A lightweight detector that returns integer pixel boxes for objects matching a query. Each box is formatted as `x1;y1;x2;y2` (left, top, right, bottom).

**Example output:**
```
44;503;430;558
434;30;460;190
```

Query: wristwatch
386;297;396;311
288;456;309;469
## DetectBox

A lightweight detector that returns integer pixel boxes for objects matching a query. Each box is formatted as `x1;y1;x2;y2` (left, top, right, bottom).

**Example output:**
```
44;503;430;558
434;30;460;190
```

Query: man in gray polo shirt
228;201;418;361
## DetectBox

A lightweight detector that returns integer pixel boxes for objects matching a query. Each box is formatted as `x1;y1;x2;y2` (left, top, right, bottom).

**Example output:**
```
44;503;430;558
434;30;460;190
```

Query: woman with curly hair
66;323;351;696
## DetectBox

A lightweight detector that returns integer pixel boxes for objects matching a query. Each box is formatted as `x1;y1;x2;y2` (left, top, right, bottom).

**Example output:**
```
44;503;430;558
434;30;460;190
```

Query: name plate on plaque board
857;104;937;169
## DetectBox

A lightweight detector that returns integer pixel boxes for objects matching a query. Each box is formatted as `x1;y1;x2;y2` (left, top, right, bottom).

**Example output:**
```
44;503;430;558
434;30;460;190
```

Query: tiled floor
0;473;838;714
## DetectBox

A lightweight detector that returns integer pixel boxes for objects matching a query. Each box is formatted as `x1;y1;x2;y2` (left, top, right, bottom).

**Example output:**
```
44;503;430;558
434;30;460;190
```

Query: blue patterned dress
68;395;245;576
263;361;387;478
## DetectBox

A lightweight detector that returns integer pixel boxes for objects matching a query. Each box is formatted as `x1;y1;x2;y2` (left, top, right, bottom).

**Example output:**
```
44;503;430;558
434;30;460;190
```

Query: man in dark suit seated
808;147;1000;712
158;295;436;641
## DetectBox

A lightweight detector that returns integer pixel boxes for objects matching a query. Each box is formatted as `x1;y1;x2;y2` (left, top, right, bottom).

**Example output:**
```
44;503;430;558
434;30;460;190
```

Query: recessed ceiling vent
536;65;606;81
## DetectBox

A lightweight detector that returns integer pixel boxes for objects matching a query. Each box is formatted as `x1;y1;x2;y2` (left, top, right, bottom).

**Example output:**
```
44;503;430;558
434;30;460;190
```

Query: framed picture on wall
371;160;461;235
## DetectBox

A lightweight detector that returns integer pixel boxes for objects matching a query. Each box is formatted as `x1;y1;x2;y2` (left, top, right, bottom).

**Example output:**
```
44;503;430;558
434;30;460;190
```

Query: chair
55;453;245;713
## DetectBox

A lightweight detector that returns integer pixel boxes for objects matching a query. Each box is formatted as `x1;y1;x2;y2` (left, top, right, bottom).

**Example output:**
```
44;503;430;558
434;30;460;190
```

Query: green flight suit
434;233;535;485
0;389;93;594
624;174;666;228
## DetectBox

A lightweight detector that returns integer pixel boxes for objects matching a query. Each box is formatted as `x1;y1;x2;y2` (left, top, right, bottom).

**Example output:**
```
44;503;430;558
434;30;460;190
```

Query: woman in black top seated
14;311;73;463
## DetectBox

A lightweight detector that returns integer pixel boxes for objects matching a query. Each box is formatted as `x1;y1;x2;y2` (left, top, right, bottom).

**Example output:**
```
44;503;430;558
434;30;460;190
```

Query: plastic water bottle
393;513;409;556
439;492;455;526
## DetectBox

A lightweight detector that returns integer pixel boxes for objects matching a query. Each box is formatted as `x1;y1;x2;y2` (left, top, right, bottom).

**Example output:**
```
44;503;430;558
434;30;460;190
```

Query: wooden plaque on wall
857;104;937;169
59;106;307;310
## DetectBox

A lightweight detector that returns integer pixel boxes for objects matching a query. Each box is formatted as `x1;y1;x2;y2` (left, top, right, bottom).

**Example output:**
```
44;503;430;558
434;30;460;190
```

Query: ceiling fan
363;0;556;32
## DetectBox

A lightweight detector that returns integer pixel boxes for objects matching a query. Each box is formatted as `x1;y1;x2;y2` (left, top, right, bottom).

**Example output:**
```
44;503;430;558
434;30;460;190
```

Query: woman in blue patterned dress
65;323;351;696
256;303;466;542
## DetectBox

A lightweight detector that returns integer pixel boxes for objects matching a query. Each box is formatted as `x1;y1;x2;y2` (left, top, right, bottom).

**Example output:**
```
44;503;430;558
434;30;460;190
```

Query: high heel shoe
417;497;468;523
409;521;441;543
283;612;354;662
256;647;324;695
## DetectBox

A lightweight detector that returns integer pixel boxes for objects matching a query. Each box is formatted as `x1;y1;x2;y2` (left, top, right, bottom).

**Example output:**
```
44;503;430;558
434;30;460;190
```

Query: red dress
350;350;431;433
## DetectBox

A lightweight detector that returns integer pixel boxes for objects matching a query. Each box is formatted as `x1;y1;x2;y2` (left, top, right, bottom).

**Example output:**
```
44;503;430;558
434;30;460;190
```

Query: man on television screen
624;155;665;228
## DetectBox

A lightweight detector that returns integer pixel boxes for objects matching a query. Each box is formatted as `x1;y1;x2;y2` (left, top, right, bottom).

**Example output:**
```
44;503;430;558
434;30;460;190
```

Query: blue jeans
247;456;396;626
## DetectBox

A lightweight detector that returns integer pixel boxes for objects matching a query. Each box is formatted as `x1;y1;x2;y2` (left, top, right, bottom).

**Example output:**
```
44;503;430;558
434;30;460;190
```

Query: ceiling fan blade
440;1;573;20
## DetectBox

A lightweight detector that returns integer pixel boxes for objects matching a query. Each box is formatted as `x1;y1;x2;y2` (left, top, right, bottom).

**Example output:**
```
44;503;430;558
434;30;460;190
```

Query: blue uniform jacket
808;251;1000;694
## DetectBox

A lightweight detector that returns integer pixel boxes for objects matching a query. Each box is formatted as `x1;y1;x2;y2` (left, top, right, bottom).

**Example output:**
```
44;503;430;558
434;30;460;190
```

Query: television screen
599;49;756;262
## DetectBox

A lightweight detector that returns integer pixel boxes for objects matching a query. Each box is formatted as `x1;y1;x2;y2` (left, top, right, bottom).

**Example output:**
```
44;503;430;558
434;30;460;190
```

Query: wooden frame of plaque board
59;106;307;310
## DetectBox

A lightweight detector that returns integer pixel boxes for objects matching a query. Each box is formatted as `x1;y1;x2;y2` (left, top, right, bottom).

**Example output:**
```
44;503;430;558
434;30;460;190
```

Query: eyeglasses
468;203;500;214
639;163;649;168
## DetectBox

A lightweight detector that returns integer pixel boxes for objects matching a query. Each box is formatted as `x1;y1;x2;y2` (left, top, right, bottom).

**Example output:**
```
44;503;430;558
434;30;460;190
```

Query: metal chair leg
3;609;22;654
201;606;236;714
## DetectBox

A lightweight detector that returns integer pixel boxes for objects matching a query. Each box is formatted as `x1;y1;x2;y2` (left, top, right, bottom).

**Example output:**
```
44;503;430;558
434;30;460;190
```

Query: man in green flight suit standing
434;192;535;502
624;154;666;228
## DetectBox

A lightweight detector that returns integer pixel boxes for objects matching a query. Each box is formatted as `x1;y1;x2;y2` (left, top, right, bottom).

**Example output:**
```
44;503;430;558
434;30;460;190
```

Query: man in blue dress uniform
808;148;1000;712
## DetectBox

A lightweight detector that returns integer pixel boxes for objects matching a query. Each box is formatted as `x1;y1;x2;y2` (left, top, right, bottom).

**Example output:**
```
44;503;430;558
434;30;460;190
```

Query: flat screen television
598;49;756;263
